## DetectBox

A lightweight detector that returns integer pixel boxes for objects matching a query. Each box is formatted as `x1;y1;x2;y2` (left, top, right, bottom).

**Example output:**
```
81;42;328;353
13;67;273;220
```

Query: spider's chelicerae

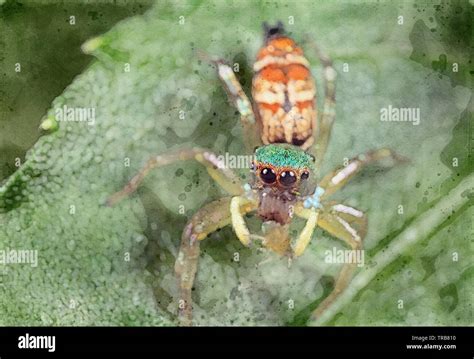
107;21;405;326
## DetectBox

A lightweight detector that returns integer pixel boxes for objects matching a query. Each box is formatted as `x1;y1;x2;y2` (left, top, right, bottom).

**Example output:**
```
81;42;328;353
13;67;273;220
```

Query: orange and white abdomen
252;35;317;149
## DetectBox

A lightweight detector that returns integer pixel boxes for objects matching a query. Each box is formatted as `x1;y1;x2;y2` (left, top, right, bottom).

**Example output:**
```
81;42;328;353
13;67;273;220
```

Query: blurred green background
0;0;472;326
1;0;153;180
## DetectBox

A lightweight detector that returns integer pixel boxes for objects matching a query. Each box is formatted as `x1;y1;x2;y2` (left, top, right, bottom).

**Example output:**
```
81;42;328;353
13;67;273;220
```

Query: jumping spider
107;21;405;326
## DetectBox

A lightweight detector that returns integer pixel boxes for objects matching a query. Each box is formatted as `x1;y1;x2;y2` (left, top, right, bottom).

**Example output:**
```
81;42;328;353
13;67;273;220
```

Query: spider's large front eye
260;168;276;184
279;170;297;186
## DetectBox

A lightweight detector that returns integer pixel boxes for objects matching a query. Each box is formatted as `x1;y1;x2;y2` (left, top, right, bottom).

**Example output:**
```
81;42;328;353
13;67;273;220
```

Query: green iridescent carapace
255;144;314;169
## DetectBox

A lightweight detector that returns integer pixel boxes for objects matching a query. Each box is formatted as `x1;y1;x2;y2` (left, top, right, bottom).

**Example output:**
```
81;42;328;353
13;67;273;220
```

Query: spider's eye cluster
258;167;310;186
260;167;277;184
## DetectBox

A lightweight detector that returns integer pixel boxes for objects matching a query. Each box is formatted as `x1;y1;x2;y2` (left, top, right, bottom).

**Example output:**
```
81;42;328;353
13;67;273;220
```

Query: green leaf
0;0;472;325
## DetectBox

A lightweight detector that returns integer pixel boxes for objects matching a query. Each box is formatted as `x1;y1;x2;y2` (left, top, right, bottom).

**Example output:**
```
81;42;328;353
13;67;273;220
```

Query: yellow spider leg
230;196;258;247
176;196;256;326
106;147;243;206
319;148;408;200
293;206;319;257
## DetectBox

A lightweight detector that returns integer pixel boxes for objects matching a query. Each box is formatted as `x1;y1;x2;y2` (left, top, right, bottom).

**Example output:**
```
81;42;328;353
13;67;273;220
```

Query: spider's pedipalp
293;206;319;257
230;196;257;247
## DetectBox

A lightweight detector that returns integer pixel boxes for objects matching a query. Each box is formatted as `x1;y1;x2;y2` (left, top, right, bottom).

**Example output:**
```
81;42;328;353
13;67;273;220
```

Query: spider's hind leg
198;50;262;152
303;36;337;169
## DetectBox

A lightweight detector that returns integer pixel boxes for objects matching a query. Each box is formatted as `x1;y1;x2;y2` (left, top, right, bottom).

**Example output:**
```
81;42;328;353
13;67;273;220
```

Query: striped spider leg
294;148;407;322
105;147;243;207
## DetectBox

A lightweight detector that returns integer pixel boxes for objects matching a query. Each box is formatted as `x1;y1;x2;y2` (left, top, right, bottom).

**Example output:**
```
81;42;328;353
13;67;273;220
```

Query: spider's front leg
198;51;262;152
176;196;257;326
317;148;408;200
105;147;243;206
